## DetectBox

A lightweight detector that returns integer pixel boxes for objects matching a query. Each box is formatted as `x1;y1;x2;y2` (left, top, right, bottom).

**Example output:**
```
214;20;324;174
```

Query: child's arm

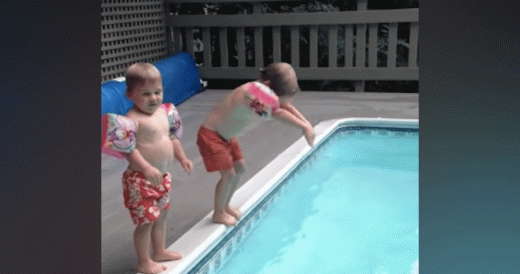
279;103;312;128
171;137;193;173
162;102;193;173
272;108;315;146
237;84;314;145
123;150;163;185
102;113;163;184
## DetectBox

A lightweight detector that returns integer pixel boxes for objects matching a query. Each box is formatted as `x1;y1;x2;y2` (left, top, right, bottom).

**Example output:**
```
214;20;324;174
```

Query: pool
160;118;418;274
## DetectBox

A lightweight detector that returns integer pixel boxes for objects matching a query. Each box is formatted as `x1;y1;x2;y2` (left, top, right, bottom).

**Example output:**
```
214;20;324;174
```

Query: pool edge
158;118;418;274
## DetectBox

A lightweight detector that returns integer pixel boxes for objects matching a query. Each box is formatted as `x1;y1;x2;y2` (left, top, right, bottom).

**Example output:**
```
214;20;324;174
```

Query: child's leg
134;222;166;274
151;208;182;262
225;159;246;219
213;168;237;226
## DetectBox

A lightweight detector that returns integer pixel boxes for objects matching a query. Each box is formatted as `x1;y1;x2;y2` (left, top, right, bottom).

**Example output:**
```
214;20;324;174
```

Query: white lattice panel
101;0;168;82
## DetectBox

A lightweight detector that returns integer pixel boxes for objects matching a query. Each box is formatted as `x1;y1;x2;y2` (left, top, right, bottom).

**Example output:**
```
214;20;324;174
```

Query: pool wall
157;118;418;274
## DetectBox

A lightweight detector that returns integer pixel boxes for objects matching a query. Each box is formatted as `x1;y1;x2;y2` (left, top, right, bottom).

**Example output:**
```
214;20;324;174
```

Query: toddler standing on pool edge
197;62;315;227
103;63;193;274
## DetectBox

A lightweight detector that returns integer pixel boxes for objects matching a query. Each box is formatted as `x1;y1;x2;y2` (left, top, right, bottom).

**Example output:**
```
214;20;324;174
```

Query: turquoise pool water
206;128;418;274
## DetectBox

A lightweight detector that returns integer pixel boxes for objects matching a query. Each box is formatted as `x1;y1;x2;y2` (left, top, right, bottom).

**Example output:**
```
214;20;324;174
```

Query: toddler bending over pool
103;63;193;274
197;62;314;226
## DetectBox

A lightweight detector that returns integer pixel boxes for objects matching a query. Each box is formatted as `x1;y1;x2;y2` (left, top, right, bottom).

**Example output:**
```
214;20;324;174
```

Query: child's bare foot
152;250;182;262
226;206;241;220
137;260;166;274
213;212;237;226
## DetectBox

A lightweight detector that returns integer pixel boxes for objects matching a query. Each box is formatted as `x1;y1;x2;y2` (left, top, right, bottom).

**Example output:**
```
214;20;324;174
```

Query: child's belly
134;137;174;173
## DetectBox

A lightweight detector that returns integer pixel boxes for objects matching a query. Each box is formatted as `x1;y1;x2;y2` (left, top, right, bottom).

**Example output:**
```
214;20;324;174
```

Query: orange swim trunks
122;170;171;225
196;126;244;172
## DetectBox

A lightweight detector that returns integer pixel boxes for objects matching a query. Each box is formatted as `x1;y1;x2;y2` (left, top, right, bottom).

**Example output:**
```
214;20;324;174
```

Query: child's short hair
125;63;161;93
260;62;300;97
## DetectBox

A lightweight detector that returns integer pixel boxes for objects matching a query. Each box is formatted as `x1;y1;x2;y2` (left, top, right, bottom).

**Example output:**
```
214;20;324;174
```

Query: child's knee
234;161;246;176
235;166;245;176
159;207;169;219
134;222;153;233
220;168;237;180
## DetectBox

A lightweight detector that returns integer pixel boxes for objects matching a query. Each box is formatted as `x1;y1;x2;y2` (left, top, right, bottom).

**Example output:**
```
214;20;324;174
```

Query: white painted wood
166;9;419;27
356;0;368;91
409;22;419;67
345;25;354;67
368;23;378;67
355;24;366;68
198;67;419;80
387;23;398;68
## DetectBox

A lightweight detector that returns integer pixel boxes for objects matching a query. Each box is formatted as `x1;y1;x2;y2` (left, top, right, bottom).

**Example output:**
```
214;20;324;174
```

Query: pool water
217;128;418;274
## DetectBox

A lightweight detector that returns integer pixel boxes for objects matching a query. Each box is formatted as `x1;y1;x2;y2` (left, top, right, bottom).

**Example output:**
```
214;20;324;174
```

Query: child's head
125;63;163;114
259;62;300;105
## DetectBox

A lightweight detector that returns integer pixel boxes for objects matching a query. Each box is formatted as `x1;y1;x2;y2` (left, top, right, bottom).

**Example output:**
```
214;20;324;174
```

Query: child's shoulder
235;81;267;97
234;82;254;93
231;82;255;104
123;109;140;130
125;107;138;118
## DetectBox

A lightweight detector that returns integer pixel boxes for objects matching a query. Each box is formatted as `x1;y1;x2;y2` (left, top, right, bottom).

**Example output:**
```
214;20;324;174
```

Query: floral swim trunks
122;170;172;225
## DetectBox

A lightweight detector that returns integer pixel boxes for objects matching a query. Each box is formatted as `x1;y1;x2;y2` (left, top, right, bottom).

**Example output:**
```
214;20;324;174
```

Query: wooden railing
164;0;418;91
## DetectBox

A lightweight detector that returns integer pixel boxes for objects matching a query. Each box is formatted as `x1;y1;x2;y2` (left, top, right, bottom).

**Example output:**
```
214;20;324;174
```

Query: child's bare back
201;84;252;140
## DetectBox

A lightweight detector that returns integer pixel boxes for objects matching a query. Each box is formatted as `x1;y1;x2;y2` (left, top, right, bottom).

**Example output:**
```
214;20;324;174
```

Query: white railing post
387;23;398;68
409;22;419;67
355;0;368;91
368;23;378;68
345;25;354;67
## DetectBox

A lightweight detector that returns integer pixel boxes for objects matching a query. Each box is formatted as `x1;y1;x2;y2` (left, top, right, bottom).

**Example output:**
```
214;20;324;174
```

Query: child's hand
180;159;194;174
143;166;163;185
303;125;315;147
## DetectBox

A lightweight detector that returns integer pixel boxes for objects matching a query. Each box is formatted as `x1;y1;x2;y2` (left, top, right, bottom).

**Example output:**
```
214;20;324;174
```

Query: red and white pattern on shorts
122;170;172;225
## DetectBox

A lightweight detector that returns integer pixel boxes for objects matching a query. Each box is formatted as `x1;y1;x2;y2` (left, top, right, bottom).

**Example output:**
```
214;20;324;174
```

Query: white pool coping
155;118;418;274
